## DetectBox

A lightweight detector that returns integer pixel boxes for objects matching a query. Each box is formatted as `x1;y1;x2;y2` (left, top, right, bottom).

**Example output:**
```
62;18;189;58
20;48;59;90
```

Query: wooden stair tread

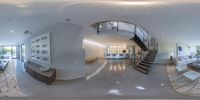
137;64;149;70
135;66;148;74
134;50;157;75
142;60;153;64
144;58;154;61
145;57;155;59
140;62;151;67
143;60;154;63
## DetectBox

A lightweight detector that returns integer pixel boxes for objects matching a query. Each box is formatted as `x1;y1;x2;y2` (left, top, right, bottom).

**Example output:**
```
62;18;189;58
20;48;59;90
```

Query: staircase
130;34;148;51
134;50;158;74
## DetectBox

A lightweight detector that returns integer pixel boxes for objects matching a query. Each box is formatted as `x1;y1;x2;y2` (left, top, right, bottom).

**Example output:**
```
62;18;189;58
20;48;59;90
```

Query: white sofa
176;65;187;73
0;59;9;71
174;56;198;65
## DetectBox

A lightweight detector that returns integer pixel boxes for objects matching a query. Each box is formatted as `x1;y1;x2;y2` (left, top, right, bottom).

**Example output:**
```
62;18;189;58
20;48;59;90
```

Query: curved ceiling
0;0;200;45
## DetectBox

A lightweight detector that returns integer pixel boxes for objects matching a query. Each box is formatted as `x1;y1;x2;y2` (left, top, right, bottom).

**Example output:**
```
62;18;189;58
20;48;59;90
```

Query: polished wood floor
0;60;24;97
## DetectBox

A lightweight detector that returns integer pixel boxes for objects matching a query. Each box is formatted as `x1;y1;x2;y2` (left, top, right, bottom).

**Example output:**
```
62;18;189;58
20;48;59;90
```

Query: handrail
152;42;158;51
93;21;148;39
92;21;157;51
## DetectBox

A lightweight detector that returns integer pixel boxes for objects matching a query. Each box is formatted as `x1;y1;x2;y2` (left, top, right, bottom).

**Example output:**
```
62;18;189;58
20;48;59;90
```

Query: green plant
197;50;200;56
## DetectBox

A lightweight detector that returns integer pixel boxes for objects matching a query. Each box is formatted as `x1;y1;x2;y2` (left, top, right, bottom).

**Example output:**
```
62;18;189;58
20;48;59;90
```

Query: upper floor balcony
92;21;156;51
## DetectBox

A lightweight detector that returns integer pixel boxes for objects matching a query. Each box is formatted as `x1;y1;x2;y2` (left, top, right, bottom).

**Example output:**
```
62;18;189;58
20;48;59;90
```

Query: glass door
21;44;25;62
3;46;12;59
0;46;3;59
11;46;17;59
0;46;17;59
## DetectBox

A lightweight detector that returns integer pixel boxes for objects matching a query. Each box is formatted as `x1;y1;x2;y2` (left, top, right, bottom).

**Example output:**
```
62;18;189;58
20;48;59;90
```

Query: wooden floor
167;64;200;97
0;60;24;97
0;59;199;98
16;59;197;98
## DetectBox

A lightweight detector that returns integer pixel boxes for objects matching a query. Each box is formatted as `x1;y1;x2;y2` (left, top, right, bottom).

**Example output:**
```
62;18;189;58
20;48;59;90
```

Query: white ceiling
1;0;200;45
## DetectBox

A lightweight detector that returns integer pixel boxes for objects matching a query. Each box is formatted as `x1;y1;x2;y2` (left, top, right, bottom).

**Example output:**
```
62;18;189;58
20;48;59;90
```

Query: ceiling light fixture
116;81;120;84
99;25;102;28
58;0;168;8
17;4;28;8
11;30;14;33
161;83;165;86
115;1;161;6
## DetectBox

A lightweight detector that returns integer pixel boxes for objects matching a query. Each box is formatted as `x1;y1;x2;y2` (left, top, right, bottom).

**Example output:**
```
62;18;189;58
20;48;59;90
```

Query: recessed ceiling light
99;25;102;28
17;5;28;8
11;30;14;33
161;83;165;86
116;81;120;84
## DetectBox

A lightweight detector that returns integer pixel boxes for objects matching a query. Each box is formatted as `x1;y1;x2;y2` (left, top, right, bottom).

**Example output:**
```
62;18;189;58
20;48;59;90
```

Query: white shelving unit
31;33;51;64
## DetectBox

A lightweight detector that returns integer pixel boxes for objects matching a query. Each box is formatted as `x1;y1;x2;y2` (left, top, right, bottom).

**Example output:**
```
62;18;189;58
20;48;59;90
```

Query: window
0;46;17;59
21;44;25;61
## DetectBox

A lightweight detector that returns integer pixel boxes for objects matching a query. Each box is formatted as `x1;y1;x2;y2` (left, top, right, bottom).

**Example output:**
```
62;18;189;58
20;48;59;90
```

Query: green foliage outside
197;50;200;56
0;47;12;56
197;50;200;55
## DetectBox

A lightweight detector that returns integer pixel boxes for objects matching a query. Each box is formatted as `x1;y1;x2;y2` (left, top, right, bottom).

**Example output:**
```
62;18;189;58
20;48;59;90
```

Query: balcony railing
92;21;157;51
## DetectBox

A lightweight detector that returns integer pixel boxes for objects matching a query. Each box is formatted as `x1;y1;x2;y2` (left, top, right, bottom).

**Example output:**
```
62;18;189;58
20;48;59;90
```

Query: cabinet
24;61;56;85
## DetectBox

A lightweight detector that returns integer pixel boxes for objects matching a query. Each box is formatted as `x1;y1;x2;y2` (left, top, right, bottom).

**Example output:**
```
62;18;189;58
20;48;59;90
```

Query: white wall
177;43;197;57
83;41;105;59
154;40;176;64
154;40;198;64
23;23;85;80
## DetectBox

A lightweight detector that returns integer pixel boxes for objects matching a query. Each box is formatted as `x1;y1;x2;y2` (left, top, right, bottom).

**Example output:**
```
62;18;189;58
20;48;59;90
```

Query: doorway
0;46;17;59
21;44;25;62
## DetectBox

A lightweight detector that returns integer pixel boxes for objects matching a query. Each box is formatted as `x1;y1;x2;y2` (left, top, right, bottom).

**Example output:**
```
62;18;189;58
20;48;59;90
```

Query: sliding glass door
3;46;12;59
12;46;17;59
21;44;25;61
0;46;3;59
0;46;17;59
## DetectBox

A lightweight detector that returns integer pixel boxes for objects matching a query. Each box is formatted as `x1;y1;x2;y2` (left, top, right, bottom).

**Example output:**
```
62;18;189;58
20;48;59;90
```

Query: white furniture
176;65;187;73
0;60;9;71
183;70;200;81
174;56;198;65
106;54;129;59
31;33;51;64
